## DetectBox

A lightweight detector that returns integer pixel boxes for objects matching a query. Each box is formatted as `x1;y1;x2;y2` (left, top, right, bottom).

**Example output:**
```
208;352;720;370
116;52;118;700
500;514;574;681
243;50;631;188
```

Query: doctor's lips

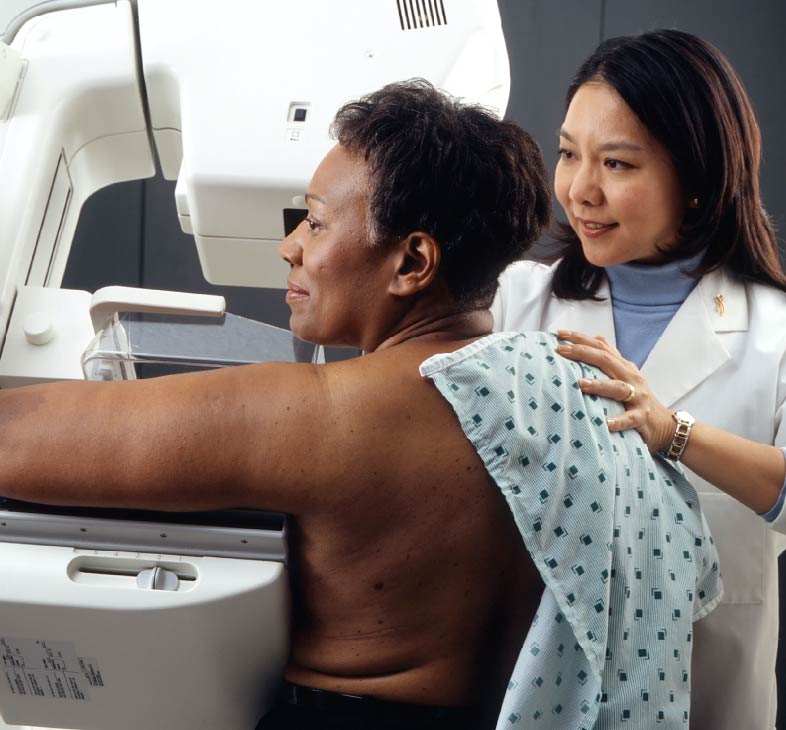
575;217;619;237
285;282;309;302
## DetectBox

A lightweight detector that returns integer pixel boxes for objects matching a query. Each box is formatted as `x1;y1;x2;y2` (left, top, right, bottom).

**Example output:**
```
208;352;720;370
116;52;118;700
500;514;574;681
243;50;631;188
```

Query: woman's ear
388;232;441;297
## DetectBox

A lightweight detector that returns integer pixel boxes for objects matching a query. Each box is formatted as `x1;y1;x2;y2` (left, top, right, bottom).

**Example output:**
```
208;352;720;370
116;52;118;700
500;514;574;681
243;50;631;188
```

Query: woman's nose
279;228;302;267
569;164;603;207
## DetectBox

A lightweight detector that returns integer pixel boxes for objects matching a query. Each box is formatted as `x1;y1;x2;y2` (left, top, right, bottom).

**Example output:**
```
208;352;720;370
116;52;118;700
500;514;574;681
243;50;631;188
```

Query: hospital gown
419;332;722;730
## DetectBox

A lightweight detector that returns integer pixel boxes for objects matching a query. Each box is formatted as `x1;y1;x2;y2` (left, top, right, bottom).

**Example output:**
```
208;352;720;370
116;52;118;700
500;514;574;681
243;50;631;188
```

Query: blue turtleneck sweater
606;252;704;368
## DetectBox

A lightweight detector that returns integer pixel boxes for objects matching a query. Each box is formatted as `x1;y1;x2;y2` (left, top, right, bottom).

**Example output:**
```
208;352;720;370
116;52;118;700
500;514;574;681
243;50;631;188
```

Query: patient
0;81;720;729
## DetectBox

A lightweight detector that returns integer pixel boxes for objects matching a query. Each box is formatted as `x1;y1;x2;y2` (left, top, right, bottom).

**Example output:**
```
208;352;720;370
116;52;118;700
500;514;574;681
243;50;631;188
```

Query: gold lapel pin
714;294;726;316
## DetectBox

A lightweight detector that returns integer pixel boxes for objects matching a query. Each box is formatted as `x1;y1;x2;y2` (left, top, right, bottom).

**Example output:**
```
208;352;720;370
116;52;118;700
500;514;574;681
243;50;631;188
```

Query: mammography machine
0;1;510;727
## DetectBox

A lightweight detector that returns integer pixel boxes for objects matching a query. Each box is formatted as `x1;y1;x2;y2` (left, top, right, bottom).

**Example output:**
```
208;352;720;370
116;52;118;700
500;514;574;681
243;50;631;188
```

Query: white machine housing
0;1;510;728
0;542;288;730
0;0;510;387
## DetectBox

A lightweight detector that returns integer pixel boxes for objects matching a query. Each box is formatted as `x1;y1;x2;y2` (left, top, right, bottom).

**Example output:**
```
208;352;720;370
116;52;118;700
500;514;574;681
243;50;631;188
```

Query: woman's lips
577;218;619;237
285;282;309;302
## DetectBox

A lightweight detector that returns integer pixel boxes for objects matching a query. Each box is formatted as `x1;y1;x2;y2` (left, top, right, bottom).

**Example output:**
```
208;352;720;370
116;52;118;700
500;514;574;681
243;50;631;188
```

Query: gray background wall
62;0;786;723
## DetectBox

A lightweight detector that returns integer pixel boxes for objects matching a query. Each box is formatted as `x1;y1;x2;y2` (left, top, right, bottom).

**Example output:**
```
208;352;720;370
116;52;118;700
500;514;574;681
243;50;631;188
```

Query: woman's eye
605;158;631;170
558;148;574;160
305;217;319;231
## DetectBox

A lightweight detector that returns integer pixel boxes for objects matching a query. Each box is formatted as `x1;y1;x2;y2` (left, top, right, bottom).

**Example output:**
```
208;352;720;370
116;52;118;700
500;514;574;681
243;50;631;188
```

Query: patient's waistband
257;680;480;729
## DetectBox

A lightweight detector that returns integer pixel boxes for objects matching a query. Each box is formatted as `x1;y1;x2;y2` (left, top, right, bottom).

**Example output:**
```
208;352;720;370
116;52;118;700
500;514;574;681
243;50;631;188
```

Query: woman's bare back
280;342;543;713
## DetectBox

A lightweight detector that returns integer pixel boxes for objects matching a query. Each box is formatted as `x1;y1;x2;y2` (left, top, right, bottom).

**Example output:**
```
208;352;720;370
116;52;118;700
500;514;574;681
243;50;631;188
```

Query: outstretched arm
0;361;331;514
555;330;786;516
670;422;785;514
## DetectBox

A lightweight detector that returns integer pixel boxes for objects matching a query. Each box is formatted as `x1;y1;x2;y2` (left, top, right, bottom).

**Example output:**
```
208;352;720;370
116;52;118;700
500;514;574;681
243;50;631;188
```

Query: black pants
256;682;481;730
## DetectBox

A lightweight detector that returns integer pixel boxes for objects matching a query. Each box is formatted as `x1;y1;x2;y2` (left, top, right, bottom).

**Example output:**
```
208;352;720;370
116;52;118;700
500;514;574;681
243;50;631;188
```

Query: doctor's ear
388;232;440;297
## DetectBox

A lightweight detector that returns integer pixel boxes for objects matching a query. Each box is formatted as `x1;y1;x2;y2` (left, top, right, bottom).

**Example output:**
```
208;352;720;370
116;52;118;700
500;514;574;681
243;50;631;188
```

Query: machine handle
0;42;22;119
89;285;226;332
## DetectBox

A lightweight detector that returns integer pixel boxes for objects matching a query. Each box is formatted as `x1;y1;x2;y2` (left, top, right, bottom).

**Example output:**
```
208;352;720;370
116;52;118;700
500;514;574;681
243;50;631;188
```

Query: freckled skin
281;343;541;720
0;145;544;723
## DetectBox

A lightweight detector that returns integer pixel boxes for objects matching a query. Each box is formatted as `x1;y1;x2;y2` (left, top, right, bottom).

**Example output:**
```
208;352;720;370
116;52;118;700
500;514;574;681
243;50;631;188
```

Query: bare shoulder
314;344;461;437
305;342;486;481
210;343;477;513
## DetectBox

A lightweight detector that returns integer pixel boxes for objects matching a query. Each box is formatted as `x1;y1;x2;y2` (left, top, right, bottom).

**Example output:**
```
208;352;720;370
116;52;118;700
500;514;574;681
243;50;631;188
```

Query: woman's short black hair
552;29;786;299
331;79;551;308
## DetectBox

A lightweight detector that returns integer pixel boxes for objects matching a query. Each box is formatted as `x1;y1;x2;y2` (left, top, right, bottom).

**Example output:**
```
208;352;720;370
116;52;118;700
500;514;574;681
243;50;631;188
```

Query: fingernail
557;330;572;337
607;417;615;426
579;378;591;387
556;344;572;353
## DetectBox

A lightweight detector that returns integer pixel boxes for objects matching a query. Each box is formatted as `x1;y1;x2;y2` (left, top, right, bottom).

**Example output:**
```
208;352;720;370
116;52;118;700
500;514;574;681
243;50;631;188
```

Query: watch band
665;410;695;462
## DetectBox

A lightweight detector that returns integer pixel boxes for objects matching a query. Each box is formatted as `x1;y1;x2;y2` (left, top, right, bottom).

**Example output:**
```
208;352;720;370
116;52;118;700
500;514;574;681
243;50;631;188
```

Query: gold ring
621;383;636;403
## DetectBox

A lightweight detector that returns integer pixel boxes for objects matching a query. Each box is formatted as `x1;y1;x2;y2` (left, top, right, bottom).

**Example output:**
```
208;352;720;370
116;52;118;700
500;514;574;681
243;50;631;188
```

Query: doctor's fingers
577;377;651;439
578;376;673;452
555;341;635;382
578;376;643;406
556;330;625;360
605;408;647;435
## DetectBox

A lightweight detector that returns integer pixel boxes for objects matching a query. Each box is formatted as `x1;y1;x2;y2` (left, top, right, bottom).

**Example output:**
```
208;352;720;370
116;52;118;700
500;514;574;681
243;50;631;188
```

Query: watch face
675;410;695;426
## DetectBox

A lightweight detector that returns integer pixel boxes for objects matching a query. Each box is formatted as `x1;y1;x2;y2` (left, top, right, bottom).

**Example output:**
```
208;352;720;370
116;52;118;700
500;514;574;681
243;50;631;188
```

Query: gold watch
665;410;695;462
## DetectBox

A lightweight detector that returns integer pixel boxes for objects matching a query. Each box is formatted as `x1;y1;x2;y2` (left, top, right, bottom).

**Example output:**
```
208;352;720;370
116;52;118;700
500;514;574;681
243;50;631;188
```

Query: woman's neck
372;307;493;353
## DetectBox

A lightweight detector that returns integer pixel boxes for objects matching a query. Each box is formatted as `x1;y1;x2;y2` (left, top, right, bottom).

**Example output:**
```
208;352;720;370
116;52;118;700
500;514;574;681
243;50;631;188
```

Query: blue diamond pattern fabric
419;332;722;730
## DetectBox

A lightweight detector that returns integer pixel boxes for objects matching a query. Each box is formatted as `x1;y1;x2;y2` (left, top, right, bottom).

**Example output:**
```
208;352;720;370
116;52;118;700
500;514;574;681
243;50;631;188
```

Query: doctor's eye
305;217;319;231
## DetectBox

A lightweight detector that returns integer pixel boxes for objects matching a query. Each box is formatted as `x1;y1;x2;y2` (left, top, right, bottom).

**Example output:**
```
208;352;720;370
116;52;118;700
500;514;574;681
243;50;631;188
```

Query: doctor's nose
569;165;603;207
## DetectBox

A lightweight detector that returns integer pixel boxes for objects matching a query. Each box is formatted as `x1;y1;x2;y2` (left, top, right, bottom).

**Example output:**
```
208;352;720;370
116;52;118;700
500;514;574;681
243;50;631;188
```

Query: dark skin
0;145;542;721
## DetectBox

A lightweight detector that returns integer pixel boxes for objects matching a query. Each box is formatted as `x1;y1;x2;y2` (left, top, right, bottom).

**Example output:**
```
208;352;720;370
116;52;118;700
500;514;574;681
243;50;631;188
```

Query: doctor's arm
662;421;785;515
555;330;786;519
0;362;333;515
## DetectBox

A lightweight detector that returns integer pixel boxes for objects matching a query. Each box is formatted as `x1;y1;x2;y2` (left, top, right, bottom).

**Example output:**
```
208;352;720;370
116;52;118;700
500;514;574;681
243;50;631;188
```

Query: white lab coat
492;259;786;730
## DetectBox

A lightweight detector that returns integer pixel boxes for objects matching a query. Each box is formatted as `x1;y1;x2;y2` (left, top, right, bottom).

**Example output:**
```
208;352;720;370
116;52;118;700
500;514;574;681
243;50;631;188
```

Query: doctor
493;30;786;730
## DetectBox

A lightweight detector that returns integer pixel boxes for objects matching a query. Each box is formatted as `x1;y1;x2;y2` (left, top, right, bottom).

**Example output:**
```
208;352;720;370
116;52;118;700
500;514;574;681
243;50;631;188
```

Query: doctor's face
279;144;396;348
554;82;688;267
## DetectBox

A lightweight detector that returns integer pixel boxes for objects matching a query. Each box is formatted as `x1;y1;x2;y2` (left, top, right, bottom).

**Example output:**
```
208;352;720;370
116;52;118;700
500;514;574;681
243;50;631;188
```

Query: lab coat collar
641;267;748;407
545;276;618;347
543;267;749;408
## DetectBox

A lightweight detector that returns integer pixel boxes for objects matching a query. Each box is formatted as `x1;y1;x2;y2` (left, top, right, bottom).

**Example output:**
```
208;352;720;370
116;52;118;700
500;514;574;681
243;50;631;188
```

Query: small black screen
283;208;308;236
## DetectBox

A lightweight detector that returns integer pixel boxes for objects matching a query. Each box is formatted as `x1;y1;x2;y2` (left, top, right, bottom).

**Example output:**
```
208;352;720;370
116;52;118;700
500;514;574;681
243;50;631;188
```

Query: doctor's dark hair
552;29;786;299
331;79;551;308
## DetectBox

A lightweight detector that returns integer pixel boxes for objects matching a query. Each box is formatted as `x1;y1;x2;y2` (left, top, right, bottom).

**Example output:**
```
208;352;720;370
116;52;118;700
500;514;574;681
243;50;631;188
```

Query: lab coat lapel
641;268;748;408
545;277;618;347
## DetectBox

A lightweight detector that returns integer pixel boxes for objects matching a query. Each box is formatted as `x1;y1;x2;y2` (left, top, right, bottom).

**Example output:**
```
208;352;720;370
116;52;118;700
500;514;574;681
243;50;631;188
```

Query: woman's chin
291;325;317;344
579;239;638;268
290;317;357;349
579;236;668;269
580;246;618;269
290;323;330;347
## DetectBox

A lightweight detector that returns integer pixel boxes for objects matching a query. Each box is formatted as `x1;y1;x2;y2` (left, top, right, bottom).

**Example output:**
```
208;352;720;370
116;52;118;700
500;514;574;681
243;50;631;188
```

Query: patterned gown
419;332;722;730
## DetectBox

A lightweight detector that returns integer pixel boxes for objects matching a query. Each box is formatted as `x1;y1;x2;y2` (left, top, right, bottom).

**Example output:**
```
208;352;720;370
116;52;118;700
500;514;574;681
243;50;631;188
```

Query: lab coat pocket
698;492;765;604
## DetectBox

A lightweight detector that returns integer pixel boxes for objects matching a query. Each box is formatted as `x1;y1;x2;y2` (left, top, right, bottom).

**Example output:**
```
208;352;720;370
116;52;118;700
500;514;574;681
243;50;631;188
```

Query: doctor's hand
555;331;675;454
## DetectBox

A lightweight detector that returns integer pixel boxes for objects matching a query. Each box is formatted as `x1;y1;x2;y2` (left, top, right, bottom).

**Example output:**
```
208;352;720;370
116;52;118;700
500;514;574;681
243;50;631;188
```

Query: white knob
23;312;55;345
136;567;180;591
